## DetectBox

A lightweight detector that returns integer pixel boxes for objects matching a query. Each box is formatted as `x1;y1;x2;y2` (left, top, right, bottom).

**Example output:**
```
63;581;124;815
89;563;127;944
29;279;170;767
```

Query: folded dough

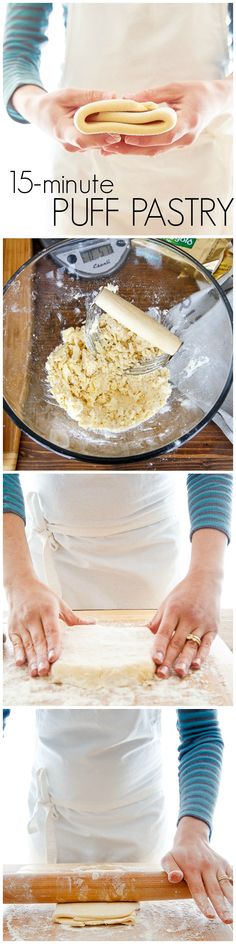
51;624;156;687
53;901;138;926
74;98;177;135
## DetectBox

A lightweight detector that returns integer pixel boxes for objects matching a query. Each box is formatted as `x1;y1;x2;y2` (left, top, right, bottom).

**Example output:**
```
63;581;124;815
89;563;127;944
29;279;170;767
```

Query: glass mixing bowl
3;239;233;463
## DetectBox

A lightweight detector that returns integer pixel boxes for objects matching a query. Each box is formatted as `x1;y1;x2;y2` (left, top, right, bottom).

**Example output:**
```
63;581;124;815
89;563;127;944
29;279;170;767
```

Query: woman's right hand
11;86;121;151
7;576;93;677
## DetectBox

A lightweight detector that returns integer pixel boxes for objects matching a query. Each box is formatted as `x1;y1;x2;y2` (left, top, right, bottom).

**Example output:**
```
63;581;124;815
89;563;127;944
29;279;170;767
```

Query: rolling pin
94;287;181;355
4;866;192;904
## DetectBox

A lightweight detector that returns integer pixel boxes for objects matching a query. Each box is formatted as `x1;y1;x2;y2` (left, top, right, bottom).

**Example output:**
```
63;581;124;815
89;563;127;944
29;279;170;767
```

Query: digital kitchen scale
40;238;131;278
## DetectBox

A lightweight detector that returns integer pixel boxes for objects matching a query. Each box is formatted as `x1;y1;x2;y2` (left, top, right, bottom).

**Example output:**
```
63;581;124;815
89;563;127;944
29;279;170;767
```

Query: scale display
41;238;131;278
80;243;114;263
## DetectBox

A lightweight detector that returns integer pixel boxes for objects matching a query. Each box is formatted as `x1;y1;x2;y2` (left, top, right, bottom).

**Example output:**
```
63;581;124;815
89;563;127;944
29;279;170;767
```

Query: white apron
51;3;232;236
25;472;181;608
28;709;166;864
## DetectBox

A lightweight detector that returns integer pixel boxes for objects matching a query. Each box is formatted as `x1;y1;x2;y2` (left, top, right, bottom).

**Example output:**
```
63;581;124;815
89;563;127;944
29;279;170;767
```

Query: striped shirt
3;472;232;541
177;709;223;833
3;3;67;122
2;709;223;833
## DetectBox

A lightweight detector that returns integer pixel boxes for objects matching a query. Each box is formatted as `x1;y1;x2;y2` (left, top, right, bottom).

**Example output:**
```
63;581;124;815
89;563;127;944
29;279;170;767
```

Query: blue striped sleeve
187;474;232;543
177;710;224;836
3;473;26;523
3;3;52;122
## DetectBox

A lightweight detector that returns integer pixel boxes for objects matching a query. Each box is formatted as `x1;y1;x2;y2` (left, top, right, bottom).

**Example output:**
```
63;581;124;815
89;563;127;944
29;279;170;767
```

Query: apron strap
27;492;62;596
28;768;58;863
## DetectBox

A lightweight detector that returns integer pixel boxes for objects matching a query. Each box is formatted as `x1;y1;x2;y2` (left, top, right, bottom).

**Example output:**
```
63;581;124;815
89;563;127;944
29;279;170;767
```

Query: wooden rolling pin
95;287;181;354
4;867;192;904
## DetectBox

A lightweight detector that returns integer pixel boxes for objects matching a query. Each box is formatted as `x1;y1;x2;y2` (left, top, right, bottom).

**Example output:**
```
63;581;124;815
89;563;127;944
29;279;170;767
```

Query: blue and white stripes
3;3;52;122
177;710;224;834
187;474;232;543
3;473;26;522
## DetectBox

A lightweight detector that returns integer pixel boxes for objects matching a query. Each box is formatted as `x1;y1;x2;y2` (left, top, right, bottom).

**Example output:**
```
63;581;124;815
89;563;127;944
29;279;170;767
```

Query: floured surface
53;902;138;927
3;619;232;707
3;901;233;940
51;624;155;686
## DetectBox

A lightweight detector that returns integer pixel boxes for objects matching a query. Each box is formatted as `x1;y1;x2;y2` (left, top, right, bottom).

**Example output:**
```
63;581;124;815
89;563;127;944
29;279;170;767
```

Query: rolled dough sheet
74;99;177;135
53;902;138;926
51;624;155;686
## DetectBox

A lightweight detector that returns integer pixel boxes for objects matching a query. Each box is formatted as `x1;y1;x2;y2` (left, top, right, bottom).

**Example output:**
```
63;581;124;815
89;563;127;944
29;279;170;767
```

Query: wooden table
3;901;233;940
3;609;233;707
3;239;232;472
13;421;232;470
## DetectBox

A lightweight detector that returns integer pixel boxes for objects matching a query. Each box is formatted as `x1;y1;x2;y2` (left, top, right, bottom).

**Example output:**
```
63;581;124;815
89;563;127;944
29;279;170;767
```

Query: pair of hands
8;565;220;679
13;79;228;157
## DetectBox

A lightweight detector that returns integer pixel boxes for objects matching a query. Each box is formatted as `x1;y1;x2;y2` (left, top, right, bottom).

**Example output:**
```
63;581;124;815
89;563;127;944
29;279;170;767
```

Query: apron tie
28;769;58;863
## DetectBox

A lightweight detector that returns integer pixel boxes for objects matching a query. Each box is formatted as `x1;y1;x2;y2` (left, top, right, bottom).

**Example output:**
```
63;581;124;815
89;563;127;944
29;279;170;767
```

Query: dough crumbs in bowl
45;315;171;431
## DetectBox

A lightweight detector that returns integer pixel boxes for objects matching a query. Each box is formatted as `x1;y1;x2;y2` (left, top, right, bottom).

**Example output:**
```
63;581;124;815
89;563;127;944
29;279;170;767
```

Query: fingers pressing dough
74;99;177;135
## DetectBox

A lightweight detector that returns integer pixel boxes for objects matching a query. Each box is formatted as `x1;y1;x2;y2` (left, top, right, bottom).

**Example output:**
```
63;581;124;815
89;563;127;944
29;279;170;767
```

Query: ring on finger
218;874;233;886
186;633;201;647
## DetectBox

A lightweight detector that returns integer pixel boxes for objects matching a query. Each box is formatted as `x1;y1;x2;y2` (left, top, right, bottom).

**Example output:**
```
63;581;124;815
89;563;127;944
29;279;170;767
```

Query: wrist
188;561;224;582
190;529;226;580
176;816;210;842
5;569;38;598
11;84;47;121
212;77;233;116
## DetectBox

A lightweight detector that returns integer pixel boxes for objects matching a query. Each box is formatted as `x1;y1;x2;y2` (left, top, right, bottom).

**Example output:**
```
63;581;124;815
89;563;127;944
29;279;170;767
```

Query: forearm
4;514;35;594
177;709;224;835
3;2;52;122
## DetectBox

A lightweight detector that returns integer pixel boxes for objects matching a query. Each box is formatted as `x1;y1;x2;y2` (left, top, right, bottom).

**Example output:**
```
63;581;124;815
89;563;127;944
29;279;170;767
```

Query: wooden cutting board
3;609;232;707
3;239;33;471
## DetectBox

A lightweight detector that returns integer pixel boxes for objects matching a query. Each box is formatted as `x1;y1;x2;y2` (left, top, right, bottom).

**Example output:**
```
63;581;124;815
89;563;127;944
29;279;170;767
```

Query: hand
149;569;221;679
162;817;233;923
7;576;94;677
102;79;232;156
11;85;121;151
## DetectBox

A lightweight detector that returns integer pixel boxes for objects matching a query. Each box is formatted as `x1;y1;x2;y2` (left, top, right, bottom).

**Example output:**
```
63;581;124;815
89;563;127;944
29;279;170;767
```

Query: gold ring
186;633;201;647
218;874;233;885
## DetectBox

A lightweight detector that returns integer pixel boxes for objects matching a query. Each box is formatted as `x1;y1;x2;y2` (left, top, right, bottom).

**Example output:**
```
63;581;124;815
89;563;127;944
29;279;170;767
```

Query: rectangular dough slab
51;624;155;687
53;902;138;926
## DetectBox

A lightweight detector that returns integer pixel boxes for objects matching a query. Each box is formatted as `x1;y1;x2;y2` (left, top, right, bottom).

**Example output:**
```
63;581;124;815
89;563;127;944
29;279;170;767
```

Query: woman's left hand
149;568;221;678
162;817;233;923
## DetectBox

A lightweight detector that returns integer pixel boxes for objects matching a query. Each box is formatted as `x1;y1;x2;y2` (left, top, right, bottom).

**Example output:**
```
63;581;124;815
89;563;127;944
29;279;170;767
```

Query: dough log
95;287;181;354
74;99;177;135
